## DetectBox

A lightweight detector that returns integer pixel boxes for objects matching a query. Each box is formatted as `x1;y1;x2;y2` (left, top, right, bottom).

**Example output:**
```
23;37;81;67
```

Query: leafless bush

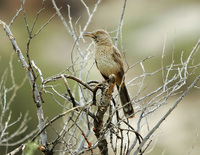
0;54;37;153
1;0;200;155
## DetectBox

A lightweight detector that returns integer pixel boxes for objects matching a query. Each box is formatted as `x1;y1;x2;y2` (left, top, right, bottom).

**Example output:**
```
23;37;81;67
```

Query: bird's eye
96;31;100;35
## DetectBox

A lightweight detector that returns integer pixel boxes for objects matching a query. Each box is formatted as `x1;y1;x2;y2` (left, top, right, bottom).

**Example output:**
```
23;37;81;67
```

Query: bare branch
6;144;26;155
0;20;49;153
115;0;127;47
133;75;200;154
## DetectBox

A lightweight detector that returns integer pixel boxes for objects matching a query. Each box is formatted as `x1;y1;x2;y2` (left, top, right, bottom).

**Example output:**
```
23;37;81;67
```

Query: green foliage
23;140;38;155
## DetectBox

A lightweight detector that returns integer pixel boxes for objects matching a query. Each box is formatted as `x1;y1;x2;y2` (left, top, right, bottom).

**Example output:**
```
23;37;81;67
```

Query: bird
84;29;135;118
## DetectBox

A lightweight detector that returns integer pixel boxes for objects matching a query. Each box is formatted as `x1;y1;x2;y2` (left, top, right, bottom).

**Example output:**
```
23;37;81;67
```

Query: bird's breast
95;46;120;78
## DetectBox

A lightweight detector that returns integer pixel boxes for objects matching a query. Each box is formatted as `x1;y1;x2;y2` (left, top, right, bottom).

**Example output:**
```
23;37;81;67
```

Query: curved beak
84;32;96;38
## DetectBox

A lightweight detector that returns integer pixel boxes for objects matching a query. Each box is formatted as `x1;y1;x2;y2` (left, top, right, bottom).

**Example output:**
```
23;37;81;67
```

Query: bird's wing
112;46;124;80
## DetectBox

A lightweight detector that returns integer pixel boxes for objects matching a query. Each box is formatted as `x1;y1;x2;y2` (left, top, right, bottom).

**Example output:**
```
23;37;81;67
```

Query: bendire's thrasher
84;29;135;118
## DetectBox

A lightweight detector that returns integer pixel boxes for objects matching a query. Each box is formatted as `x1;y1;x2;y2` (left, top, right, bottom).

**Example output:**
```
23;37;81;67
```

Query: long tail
117;84;135;118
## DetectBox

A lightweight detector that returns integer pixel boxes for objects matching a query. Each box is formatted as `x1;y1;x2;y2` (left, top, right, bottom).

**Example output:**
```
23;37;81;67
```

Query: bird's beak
84;32;96;38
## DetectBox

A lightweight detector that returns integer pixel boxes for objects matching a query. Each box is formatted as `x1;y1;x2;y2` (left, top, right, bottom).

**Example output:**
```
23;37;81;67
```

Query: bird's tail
117;84;135;118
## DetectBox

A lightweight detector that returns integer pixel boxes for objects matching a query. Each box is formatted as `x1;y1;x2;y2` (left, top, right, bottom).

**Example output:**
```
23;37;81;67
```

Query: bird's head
84;29;113;46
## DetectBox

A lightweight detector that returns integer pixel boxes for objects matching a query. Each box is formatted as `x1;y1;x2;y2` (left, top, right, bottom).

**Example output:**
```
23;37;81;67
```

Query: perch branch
93;74;116;155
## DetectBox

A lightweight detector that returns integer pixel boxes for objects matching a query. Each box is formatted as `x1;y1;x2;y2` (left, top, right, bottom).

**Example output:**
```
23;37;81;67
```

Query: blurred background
0;0;200;154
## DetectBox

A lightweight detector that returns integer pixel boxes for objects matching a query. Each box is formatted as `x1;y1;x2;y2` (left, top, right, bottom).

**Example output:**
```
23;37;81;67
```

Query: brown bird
84;29;135;118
